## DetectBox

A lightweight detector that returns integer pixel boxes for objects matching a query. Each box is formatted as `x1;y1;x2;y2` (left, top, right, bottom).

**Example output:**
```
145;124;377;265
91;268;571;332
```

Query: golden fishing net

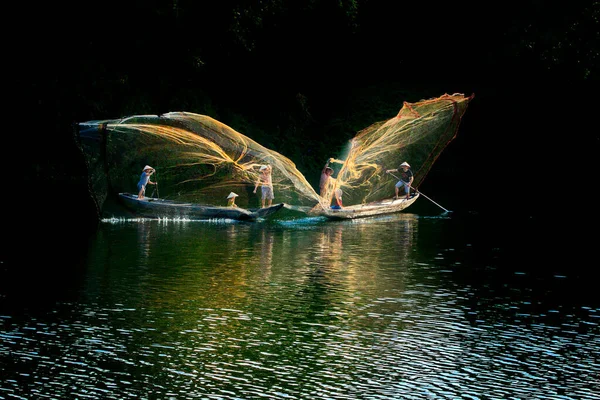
76;93;472;217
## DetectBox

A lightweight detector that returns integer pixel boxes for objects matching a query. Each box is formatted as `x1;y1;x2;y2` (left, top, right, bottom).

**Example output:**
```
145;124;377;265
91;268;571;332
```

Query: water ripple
1;219;599;399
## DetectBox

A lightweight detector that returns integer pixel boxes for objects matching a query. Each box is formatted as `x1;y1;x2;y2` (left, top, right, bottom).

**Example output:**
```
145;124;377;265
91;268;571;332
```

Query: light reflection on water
1;214;598;399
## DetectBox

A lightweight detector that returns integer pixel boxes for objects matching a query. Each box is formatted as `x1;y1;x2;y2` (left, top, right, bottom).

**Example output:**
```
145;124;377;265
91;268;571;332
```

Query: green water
1;213;598;399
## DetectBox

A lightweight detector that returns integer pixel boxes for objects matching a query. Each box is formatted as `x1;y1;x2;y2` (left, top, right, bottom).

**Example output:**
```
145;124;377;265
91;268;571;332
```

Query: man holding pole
137;165;157;200
386;162;413;200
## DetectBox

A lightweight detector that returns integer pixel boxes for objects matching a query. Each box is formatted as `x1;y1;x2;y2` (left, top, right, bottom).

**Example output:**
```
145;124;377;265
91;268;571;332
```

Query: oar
151;168;160;199
412;189;451;213
387;172;451;213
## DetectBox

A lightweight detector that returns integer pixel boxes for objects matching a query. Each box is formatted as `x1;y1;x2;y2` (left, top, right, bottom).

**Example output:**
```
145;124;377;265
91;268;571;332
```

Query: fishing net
330;93;473;206
76;93;472;218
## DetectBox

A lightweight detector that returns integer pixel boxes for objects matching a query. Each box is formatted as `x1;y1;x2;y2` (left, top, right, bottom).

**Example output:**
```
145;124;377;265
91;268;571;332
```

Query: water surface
1;212;598;399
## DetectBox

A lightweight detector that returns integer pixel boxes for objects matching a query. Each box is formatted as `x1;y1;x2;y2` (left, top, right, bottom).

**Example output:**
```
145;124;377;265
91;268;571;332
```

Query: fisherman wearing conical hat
226;192;239;207
137;165;156;200
386;161;413;200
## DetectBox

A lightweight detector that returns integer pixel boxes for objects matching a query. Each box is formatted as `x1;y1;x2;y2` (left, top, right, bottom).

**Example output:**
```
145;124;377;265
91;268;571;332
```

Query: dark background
7;1;598;251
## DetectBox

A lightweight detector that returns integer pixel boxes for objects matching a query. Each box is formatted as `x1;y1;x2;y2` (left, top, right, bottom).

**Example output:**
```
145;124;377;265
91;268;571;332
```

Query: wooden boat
314;193;420;220
118;193;285;221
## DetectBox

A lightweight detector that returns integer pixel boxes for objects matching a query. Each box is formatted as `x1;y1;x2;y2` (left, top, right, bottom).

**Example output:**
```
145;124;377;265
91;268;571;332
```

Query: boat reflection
88;214;419;325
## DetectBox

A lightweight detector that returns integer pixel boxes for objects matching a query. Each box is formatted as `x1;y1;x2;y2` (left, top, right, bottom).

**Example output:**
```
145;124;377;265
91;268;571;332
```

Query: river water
1;210;598;399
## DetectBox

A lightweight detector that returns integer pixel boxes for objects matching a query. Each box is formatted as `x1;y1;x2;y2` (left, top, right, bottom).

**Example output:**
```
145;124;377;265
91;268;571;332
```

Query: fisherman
253;165;274;208
137;165;157;200
386;161;413;200
331;188;343;209
227;192;239;207
319;158;335;197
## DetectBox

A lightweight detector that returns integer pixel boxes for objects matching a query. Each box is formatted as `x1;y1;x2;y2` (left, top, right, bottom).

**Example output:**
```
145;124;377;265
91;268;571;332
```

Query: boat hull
316;193;419;220
118;193;284;221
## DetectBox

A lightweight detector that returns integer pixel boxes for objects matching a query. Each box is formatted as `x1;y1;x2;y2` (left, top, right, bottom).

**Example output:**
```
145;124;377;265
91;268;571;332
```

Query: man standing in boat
319;158;335;197
253;165;274;208
386;162;413;200
137;165;157;200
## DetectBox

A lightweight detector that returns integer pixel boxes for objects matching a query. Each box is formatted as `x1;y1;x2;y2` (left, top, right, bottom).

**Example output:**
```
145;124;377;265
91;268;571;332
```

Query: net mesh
76;93;472;216
331;93;472;206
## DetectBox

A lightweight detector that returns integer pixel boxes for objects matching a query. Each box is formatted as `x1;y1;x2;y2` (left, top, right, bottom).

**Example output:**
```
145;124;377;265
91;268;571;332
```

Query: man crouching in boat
137;165;157;200
386;162;413;200
227;192;239;207
331;188;343;209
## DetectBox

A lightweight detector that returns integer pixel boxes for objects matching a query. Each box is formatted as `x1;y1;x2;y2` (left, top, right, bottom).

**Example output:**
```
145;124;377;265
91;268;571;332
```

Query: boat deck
118;193;284;221
316;193;419;220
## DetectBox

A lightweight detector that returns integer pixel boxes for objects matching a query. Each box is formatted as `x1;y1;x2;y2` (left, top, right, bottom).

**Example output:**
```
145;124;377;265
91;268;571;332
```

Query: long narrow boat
314;193;419;220
118;193;284;221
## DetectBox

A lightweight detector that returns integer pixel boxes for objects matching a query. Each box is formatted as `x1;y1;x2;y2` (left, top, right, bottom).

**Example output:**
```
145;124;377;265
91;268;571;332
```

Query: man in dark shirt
386;161;413;200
